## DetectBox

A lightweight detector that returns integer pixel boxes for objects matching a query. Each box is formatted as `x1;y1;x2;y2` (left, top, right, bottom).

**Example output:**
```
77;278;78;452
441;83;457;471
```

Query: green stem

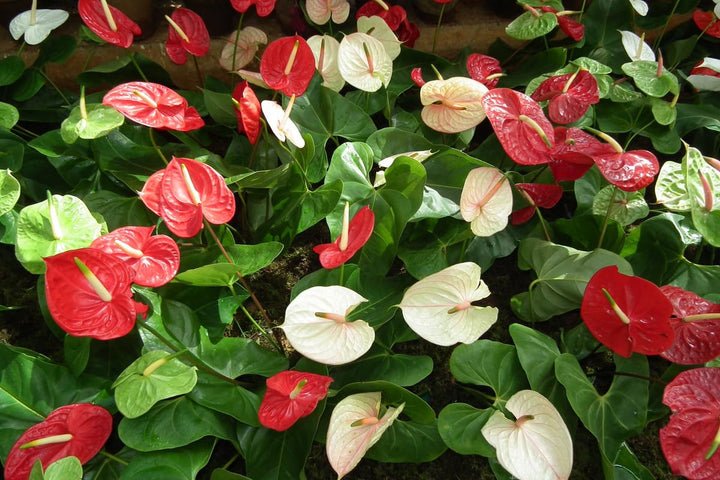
338;263;345;285
222;454;240;470
149;129;168;164
536;209;552;242
99;450;129;466
192;55;204;89
596;186;618;249
652;0;680;50
239;304;283;355
432;3;446;55
34;68;70;105
231;14;245;86
130;53;149;82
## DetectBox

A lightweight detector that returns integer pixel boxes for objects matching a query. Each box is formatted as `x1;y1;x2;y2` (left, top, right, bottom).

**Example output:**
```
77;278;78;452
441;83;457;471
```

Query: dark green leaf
34;35;76;67
0;56;25;86
63;335;90;376
438;403;495;456
188;371;261;426
11;69;46;102
330;346;433;387
119;438;214;479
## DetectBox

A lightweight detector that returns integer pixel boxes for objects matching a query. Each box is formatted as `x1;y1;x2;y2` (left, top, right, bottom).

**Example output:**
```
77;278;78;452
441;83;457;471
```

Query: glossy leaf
438;403;496;456
621;60;679;97
0;169;20;216
119;438;214;479
684;143;720;247
505;10;559;40
655;160;691;212
60;103;124;144
591;185;649;226
188;372;261;426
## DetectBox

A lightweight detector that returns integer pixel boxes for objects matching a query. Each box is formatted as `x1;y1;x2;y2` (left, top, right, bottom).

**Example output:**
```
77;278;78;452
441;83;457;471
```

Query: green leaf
203;88;235;127
44;456;83;480
11;69;45;102
174;263;247;287
505;11;558;40
0;169;21;216
34;35;76;68
622;213;687;285
0;102;20;130
591;186;649;226
502;48;568;88
78;53;173;88
60;103;125;143
330;345;433;387
366;419;446;463
555;353;649;457
577;0;632;70
63;335;90;376
0;56;25;86
552;215;625;253
438;403;496;456
92;129;166;191
609;443;656;480
676;104;720;136
621;61;679;97
211;469;252;480
225;242;284;275
683;143;720;247
113;350;198;418
119;438;214;480
325;142;375;207
654;160;690;212
512;238;633;321
609;82;643;103
84;191;154;231
187;371;261;426
650;98;676;126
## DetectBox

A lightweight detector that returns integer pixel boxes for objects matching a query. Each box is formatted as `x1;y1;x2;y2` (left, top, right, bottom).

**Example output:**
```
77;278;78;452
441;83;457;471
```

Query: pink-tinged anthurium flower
688;58;720;91
219;27;267;72
693;10;720;38
9;0;69;45
165;8;210;66
326;392;404;479
4;404;112;480
258;370;333;431
232;81;262;145
539;7;584;41
306;0;350;25
103;81;204;131
281;285;374;365
399;262;498;346
90;226;180;288
511;183;563;225
139;157;236;238
548;126;602;182
661;368;720;479
482;390;573;480
230;0;277;16
659;286;720;365
357;16;402;60
260;35;315;97
44;248;146;339
420;77;488;134
580;265;674;358
619;30;655;62
313;204;374;269
531;70;599;124
78;0;141;48
482;88;554;165
460;167;513;237
261;97;305;148
307;35;345;92
338;32;393;92
588;130;659;192
466;53;503;88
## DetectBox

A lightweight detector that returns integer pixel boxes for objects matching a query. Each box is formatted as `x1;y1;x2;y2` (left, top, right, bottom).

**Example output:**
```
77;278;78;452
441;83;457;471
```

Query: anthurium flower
399;262;498;346
326;391;404;479
531;70;599;124
230;0;277;16
103;81;204;131
688;58;720;92
460;167;513;237
232;81;262;145
693;9;720;38
420;77;488;134
356;1;406;30
661;368;720;479
511;183;563;225
482;390;573;480
314;204;374;269
466;53;503;89
90;226;180;288
307;35;344;92
281;285;374;365
357;16;402;60
44;248;145;339
4;404;112;480
580;265;674;358
588;131;659;192
258;370;333;431
306;0;350;25
659;286;720;365
619;30;655;62
260;35;315;97
539;7;584;41
165;7;210;66
9;0;69;45
338;32;393;92
482;88;554;166
219;27;267;72
78;0;141;48
629;0;649;15
548;126;602;182
139;157;236;238
261;97;305;148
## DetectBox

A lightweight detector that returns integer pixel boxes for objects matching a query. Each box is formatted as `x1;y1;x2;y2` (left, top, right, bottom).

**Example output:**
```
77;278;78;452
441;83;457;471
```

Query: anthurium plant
1;0;720;478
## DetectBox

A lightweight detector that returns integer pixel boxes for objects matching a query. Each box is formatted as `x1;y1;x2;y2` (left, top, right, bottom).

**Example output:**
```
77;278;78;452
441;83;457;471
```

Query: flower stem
192;55;204;89
596;186;618;249
149;129;168;165
432;3;446;55
99;450;129;466
230;14;245;87
130;54;149;82
34;68;70;106
239;303;283;355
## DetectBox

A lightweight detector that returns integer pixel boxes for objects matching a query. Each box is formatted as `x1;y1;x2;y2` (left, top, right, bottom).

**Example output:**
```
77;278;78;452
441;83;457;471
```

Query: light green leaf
505;11;559;40
60;103;124;143
621;61;679;97
650;98;676;126
591;185;649;226
0;169;21;216
655;161;690;212
0;102;20;130
44;456;83;480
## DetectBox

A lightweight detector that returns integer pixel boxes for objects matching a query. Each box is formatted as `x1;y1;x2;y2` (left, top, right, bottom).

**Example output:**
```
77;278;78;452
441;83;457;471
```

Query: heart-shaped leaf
0;169;20;216
655;160;691;212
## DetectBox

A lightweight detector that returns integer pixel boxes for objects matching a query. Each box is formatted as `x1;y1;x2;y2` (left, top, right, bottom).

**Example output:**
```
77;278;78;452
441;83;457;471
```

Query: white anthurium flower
261;96;306;149
326;392;404;479
356;16;402;60
619;30;655;62
460;167;512;237
307;35;345;92
373;150;434;187
399;262;498;346
420;77;489;134
219;27;267;71
629;0;648;16
482;390;573;480
281;285;374;365
688;57;720;92
338;32;393;92
306;0;350;25
9;0;69;46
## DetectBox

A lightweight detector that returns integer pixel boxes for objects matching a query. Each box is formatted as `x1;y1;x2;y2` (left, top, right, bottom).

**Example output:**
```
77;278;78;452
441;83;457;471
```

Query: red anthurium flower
581;265;674;358
539;6;584;41
481;88;555;165
588;131;659;192
4;404;112;480
356;1;406;31
661;368;720;479
165;8;210;66
90;226;180;288
548;126;606;182
693;10;720;38
531;70;599;124
230;0;277;16
258;370;333;431
410;67;426;87
466;54;503;89
44;248;146;339
659;286;720;365
140;157;236;238
260;35;315;97
395;17;420;47
232;81;262;145
313;204;374;269
103;81;204;131
78;0;141;48
511;183;563;225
